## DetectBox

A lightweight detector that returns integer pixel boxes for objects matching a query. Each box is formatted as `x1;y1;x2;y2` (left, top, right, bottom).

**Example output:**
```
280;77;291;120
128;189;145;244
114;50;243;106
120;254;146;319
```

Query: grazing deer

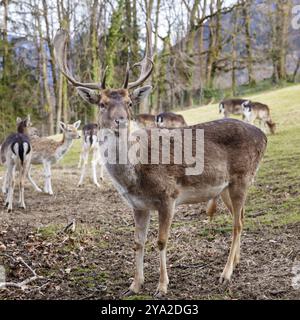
28;121;81;195
0;119;32;211
78;123;103;187
242;100;276;134
219;99;248;118
54;21;267;297
155;112;187;128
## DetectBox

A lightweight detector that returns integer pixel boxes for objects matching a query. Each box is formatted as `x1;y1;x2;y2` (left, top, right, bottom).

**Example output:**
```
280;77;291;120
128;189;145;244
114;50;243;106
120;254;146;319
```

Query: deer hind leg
124;209;150;295
207;198;217;220
18;167;26;209
155;201;175;297
78;149;89;187
220;181;247;283
221;188;241;266
27;166;42;193
220;188;233;217
2;168;8;195
6;163;16;212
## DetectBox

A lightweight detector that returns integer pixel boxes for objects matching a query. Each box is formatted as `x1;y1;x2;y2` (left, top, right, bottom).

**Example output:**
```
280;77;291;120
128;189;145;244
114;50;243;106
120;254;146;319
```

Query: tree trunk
36;12;54;135
242;0;255;86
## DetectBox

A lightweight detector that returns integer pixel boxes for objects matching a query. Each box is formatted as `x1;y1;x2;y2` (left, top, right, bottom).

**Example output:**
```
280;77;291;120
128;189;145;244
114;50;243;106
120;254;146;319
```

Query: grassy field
179;84;300;230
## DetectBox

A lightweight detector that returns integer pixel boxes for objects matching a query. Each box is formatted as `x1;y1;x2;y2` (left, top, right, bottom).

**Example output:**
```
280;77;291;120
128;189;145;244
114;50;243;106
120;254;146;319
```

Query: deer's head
16;115;32;135
59;121;81;139
53;21;154;132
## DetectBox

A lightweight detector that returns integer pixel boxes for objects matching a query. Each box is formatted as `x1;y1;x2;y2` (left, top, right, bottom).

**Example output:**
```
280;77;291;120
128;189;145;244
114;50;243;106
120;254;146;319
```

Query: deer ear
73;120;81;129
16;117;22;124
77;87;101;105
26;114;31;126
59;121;67;132
132;85;152;103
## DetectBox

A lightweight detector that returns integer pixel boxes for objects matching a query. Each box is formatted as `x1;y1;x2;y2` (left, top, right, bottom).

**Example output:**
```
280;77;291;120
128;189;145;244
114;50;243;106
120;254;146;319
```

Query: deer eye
99;103;106;110
128;101;133;108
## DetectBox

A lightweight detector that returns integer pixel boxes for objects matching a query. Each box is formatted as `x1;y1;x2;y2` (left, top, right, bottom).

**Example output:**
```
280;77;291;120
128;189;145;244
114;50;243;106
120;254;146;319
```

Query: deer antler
53;29;104;90
123;20;154;90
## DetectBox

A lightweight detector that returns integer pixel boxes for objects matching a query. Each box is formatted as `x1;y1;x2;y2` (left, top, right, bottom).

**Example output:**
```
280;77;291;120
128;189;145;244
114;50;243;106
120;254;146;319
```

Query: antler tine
53;29;101;90
127;20;154;90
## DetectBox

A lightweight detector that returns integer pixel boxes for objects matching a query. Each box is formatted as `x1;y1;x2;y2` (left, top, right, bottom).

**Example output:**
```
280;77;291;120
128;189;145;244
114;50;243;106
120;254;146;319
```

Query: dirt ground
0;166;300;300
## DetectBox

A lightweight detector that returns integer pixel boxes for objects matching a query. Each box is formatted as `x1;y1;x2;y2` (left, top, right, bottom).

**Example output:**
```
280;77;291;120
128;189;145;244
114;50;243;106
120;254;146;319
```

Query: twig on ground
0;255;44;290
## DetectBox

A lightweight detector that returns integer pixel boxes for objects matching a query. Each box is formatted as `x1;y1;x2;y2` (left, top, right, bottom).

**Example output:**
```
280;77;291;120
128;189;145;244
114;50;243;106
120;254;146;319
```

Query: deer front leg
78;150;88;187
43;162;53;195
91;159;100;187
27;166;42;193
124;209;150;296
155;201;175;297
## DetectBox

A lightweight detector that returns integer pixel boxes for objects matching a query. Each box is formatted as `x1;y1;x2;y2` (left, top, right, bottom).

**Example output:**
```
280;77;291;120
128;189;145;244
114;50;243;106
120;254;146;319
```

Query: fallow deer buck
28;121;81;195
242;100;276;134
54;21;267;297
78;123;103;187
0;117;32;211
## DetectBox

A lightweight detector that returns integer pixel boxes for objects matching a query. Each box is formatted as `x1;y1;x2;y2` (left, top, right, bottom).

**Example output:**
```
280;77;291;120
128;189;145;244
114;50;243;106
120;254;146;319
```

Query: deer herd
0;21;276;297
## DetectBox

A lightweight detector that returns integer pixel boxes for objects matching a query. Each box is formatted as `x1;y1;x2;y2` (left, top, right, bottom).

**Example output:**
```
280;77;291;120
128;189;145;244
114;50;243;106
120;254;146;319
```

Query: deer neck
100;128;138;190
55;132;73;161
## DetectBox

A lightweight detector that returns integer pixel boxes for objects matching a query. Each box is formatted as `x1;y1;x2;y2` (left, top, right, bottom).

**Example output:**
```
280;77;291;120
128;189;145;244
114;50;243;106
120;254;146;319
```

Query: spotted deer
28;121;81;195
54;21;267;297
0;118;32;211
78;123;103;187
242;100;276;134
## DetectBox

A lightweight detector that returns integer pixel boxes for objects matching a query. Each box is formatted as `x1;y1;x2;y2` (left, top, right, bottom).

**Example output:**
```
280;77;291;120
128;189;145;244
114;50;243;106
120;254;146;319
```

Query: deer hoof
219;274;231;285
